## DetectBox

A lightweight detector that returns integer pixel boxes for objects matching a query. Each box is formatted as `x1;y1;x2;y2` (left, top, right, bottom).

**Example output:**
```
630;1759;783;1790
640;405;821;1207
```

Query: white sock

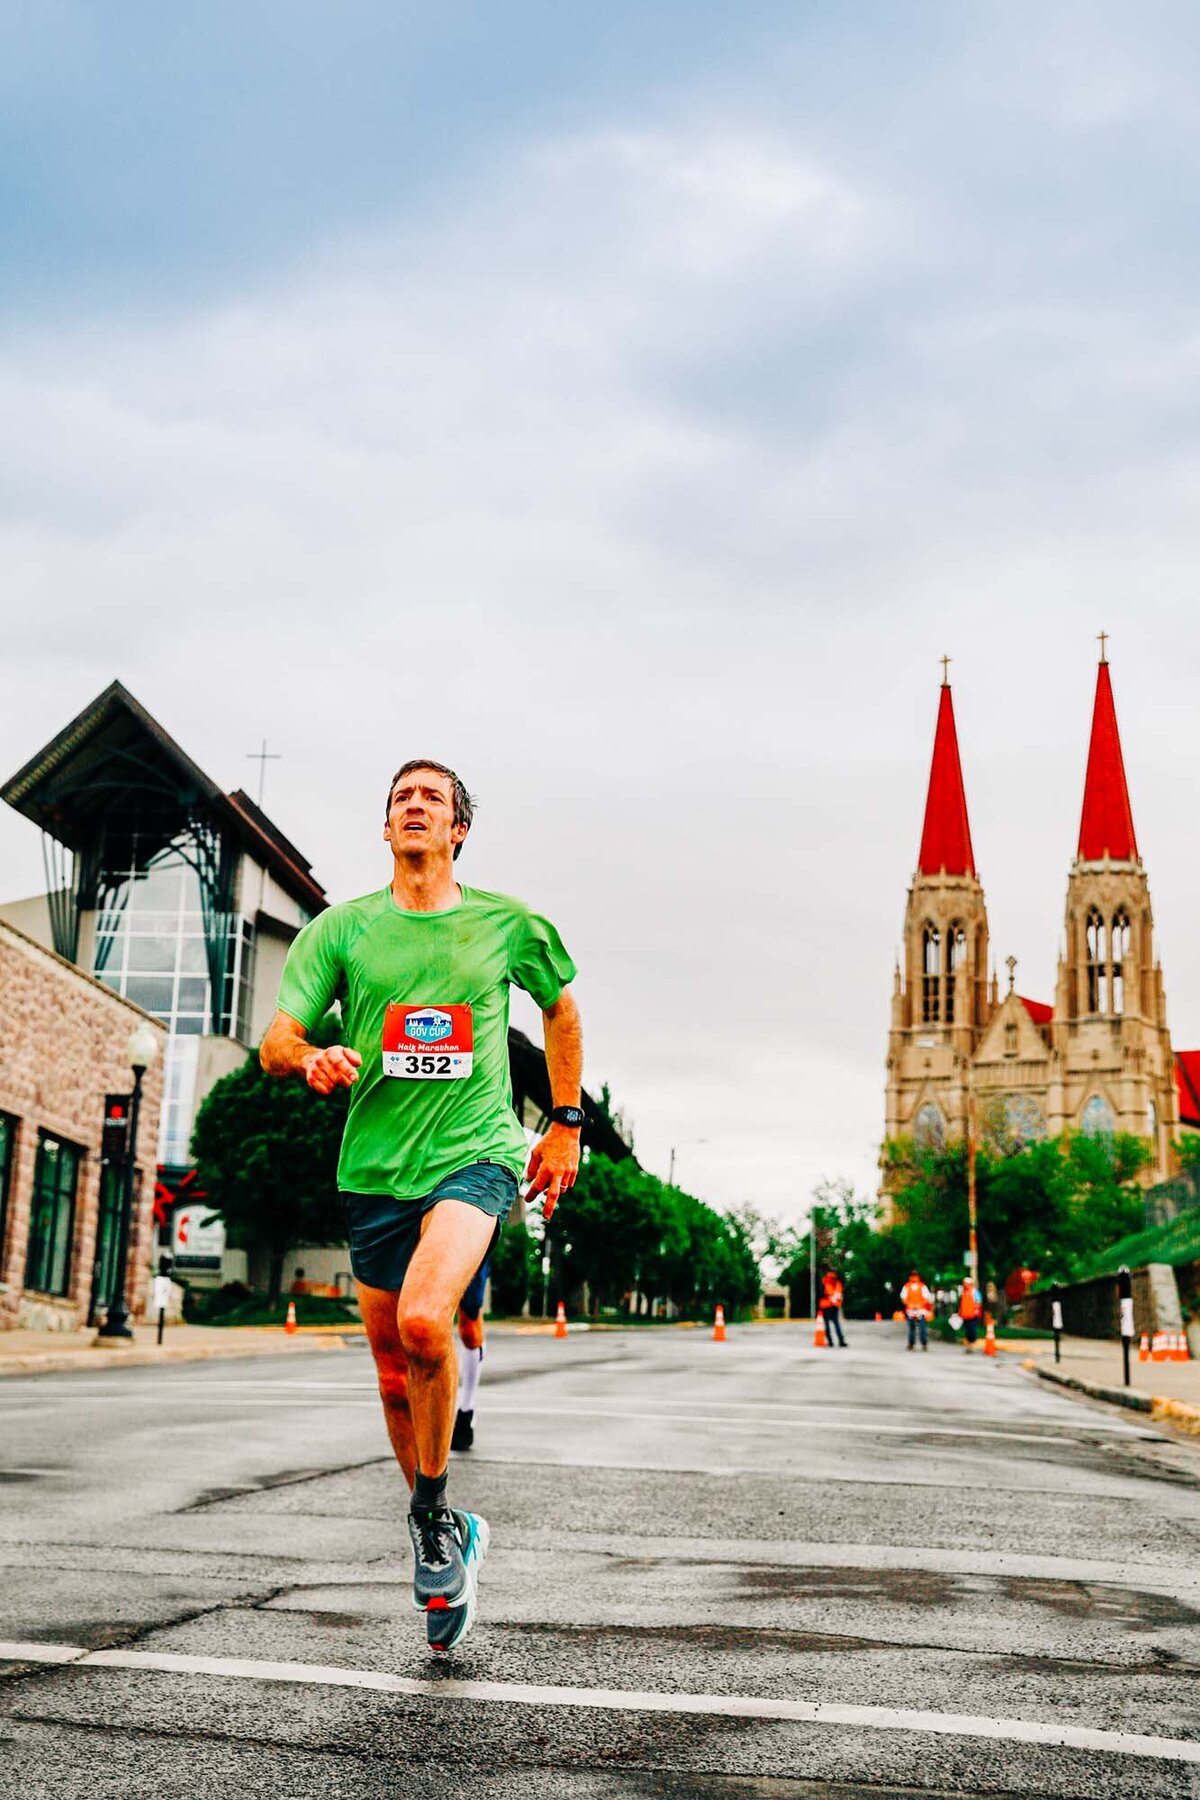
457;1342;482;1414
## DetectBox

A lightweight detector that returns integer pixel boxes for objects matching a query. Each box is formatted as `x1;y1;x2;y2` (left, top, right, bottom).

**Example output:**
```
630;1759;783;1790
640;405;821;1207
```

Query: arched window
1004;1020;1018;1057
1147;1098;1158;1143
1003;1094;1047;1146
1081;1094;1115;1138
913;1102;946;1149
1111;910;1130;1015
1086;909;1107;1013
922;924;941;1024
944;923;967;1024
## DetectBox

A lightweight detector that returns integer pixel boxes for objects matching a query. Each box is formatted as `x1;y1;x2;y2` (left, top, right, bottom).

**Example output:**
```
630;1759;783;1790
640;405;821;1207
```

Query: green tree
550;1155;765;1319
880;1129;1153;1293
780;1180;906;1318
488;1217;539;1315
191;1017;349;1303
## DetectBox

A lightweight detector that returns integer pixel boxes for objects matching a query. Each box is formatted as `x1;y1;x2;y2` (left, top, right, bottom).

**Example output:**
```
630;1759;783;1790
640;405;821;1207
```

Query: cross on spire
246;739;281;808
940;653;951;686
1005;954;1018;994
1097;630;1108;664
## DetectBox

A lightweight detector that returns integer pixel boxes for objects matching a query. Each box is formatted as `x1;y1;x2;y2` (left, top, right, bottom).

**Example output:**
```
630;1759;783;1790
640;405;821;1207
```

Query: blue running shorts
342;1162;517;1294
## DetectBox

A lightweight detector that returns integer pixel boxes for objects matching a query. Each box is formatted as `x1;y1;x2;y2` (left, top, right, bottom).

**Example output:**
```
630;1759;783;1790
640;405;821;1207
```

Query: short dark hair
385;760;474;860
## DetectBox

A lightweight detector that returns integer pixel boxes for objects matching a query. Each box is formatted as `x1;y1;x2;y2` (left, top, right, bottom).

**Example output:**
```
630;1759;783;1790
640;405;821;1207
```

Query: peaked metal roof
2;680;326;913
917;681;976;878
1077;658;1139;863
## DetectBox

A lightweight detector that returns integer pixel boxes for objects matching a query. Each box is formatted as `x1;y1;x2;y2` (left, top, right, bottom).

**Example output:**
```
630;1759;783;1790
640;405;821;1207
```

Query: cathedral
885;647;1200;1180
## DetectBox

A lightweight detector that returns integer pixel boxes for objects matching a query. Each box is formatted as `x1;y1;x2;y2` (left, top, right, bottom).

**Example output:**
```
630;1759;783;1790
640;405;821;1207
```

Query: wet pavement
0;1320;1197;1797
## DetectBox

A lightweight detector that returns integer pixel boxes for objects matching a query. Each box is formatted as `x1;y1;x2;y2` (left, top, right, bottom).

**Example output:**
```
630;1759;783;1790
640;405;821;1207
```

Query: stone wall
0;921;165;1329
1018;1262;1183;1339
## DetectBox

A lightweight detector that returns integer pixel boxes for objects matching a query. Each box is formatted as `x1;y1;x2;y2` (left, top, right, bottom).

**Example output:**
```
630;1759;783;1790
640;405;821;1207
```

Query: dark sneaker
426;1510;489;1655
451;1408;475;1452
409;1505;468;1613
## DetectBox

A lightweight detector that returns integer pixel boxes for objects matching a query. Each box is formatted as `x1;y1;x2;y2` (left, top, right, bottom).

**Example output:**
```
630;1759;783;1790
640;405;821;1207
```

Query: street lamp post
98;1022;159;1341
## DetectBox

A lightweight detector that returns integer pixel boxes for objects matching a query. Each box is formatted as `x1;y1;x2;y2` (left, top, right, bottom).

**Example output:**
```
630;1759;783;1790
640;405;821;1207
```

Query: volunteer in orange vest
901;1269;933;1351
819;1268;847;1348
959;1276;982;1351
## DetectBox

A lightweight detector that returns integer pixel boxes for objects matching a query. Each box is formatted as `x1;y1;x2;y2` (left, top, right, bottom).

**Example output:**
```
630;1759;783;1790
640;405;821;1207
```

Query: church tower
1049;644;1178;1175
886;667;993;1148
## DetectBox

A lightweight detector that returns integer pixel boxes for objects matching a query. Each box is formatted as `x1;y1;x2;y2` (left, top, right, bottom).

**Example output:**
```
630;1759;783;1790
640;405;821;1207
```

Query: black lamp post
98;1021;159;1341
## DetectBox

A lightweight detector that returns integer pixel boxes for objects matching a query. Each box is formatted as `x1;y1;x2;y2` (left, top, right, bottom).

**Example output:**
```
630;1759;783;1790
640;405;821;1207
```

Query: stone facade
0;920;165;1330
886;661;1187;1182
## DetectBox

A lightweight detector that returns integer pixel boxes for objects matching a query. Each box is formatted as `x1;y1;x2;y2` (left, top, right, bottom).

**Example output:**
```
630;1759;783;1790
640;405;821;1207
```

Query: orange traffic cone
1171;1331;1186;1363
1151;1331;1167;1363
813;1313;827;1348
1138;1332;1150;1363
554;1301;568;1339
713;1305;726;1342
983;1316;997;1357
1180;1332;1192;1364
284;1300;298;1335
875;1311;882;1322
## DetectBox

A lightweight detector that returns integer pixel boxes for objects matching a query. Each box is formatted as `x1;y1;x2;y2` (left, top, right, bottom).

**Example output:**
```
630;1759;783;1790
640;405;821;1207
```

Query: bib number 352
382;1003;473;1080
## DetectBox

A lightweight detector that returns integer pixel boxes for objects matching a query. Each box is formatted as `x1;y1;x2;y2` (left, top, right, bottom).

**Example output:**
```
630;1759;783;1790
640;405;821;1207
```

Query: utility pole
809;1207;818;1320
966;1068;979;1299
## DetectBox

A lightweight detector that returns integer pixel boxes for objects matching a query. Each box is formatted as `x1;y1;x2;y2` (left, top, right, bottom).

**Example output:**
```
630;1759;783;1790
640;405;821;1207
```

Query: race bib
382;1003;473;1079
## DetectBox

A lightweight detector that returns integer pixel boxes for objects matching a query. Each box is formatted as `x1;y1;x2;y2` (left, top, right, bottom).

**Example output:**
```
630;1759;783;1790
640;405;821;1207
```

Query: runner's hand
525;1124;580;1221
301;1045;362;1094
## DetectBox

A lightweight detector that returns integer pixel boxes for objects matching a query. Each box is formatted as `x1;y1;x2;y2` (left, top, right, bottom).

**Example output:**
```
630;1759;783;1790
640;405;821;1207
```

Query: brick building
0;919;165;1330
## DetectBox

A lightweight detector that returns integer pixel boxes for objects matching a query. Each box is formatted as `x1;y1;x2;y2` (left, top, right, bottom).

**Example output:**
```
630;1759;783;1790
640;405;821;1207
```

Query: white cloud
2;95;1200;1220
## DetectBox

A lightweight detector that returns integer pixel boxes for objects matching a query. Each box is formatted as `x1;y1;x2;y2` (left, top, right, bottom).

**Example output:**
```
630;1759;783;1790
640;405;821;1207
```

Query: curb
0;1334;353;1379
1030;1361;1200;1433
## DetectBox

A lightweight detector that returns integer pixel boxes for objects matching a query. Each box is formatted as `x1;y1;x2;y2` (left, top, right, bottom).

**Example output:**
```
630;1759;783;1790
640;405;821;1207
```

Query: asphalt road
0;1320;1198;1799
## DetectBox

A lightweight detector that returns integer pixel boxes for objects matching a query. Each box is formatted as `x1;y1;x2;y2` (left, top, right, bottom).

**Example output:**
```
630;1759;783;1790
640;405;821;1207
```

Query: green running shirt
275;886;577;1200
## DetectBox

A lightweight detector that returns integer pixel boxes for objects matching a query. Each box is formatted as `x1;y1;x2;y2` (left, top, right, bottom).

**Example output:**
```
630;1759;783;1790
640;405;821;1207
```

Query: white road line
1;1641;1196;1764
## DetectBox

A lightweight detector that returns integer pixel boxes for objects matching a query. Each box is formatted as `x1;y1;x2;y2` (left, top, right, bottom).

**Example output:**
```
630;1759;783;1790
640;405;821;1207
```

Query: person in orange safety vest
819;1268;847;1348
959;1277;982;1351
901;1270;933;1351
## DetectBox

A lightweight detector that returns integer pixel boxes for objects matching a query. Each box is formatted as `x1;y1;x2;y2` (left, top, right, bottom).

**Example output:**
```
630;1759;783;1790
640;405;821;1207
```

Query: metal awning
2;681;325;1014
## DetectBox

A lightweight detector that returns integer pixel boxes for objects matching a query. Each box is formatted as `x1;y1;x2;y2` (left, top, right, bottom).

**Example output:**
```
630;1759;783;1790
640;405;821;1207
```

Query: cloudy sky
2;3;1199;1219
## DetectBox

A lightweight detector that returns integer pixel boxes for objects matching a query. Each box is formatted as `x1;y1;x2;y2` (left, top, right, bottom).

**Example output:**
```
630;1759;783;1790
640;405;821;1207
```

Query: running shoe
425;1510;489;1655
408;1504;468;1613
451;1408;475;1452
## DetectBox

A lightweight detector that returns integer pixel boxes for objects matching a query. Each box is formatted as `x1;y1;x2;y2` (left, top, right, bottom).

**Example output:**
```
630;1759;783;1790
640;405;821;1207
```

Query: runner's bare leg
357;1281;419;1486
398;1199;497;1480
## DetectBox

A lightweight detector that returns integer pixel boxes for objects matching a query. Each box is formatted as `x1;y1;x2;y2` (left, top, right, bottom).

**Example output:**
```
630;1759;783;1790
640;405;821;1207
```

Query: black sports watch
550;1105;585;1129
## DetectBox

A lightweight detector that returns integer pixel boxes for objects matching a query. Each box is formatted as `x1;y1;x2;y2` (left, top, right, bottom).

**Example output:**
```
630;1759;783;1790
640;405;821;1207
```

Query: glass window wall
25;1132;81;1297
92;844;257;1164
0;1112;14;1266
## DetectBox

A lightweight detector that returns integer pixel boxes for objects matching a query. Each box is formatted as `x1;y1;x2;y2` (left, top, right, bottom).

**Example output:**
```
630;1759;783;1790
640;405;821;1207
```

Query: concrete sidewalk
0;1321;365;1377
1023;1331;1200;1432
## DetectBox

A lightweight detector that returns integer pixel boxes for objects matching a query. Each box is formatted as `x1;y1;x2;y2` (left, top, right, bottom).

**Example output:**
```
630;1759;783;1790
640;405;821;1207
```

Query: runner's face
384;770;466;862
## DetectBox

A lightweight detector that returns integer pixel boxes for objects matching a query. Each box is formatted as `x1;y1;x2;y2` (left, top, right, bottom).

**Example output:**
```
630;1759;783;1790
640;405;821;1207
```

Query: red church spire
918;664;976;877
1077;641;1138;863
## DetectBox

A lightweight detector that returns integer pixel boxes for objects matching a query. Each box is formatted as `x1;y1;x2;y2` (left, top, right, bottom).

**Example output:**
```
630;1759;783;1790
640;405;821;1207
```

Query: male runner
261;760;583;1652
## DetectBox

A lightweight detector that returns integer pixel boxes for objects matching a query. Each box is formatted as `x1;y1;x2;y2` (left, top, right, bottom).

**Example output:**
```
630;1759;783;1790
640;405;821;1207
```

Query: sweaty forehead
391;770;452;803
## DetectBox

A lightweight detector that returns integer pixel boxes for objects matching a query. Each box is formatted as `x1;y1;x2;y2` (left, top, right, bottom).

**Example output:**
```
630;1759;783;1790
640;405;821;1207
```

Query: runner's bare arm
525;987;583;1220
260;1010;362;1094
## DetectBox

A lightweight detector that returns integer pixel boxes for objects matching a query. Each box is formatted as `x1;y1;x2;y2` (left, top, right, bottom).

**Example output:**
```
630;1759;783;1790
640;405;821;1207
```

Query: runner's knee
397;1303;450;1366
